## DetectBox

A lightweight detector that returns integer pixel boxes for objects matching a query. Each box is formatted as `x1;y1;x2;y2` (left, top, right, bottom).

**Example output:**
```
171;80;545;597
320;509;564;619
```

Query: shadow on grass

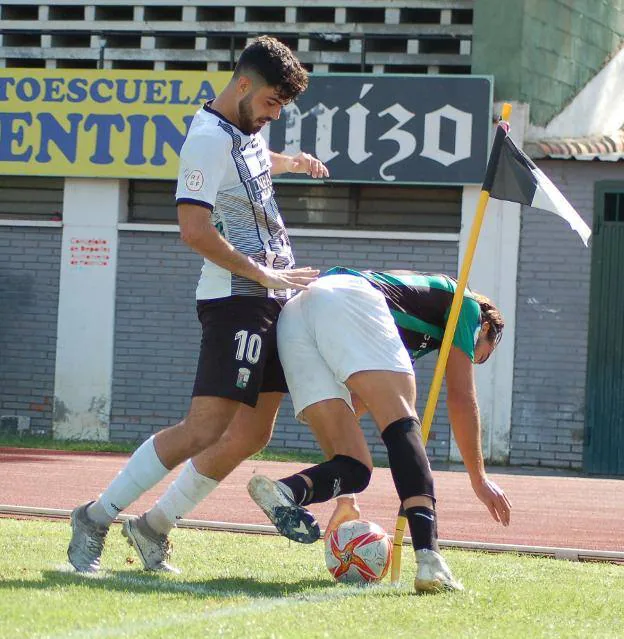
0;570;339;599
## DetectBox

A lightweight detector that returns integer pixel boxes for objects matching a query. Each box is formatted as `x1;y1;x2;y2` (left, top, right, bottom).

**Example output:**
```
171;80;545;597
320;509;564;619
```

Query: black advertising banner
268;75;493;185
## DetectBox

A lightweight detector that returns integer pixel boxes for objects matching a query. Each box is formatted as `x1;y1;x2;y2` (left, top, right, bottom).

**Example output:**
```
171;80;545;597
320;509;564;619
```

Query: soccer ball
324;519;392;585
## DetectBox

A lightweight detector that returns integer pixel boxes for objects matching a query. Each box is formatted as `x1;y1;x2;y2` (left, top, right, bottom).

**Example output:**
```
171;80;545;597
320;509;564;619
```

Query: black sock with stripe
405;506;439;552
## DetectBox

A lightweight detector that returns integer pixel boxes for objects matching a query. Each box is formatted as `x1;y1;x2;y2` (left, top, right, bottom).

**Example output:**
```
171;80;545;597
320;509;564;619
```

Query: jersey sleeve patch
175;128;230;209
185;169;204;191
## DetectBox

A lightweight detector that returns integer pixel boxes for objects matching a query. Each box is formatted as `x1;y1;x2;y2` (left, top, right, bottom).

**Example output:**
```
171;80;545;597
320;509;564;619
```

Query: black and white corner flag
482;127;591;246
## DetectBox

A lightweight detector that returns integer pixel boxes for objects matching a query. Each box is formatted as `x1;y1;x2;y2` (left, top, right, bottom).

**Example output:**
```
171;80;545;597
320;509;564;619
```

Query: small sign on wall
69;237;110;267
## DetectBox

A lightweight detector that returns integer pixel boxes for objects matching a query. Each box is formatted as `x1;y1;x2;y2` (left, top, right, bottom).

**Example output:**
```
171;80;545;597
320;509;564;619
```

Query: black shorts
192;296;288;407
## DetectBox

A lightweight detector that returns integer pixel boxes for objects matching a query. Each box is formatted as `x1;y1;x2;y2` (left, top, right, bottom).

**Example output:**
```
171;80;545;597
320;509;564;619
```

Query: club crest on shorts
236;367;251;389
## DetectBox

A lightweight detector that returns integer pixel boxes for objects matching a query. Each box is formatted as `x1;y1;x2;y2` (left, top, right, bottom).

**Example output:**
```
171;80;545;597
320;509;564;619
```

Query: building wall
0;225;62;434
473;0;624;125
511;160;622;469
5;158;619;471
110;231;458;461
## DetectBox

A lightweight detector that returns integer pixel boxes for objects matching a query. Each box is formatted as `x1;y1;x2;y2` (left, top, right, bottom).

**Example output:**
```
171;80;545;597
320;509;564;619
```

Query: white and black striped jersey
175;103;295;301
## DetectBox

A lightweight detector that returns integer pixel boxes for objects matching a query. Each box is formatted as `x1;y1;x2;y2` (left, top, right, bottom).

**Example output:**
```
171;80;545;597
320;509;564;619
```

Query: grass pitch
0;518;622;639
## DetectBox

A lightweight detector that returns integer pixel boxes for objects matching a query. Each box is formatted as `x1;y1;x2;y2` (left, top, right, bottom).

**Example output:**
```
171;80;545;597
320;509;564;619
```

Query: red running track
1;447;623;552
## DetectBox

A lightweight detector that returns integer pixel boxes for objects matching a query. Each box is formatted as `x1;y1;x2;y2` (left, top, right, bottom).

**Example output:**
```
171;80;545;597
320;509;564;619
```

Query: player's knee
332;454;372;495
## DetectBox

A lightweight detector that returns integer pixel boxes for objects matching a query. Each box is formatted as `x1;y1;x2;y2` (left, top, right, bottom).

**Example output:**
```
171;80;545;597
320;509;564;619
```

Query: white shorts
277;274;414;420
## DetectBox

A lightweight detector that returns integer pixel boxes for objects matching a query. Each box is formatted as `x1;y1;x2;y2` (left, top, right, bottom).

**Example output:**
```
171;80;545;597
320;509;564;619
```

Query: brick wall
110;231;458;462
0;226;61;435
510;161;622;469
110;231;200;441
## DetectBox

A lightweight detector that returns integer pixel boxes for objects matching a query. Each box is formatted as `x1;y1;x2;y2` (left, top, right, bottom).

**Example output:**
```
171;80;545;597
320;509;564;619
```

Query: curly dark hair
233;35;308;101
472;292;504;345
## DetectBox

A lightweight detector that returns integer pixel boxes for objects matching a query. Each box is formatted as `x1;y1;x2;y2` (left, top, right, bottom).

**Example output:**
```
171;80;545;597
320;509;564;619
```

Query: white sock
145;460;218;535
87;436;169;526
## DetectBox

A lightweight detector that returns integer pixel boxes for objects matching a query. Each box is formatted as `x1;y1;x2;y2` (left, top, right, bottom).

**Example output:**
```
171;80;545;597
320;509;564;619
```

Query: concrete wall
511;160;623;469
473;0;624;125
0;225;62;435
52;179;123;441
110;232;458;461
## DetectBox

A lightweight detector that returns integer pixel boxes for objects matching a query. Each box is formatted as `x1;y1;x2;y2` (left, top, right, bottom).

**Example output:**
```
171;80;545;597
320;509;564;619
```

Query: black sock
405;506;439;552
278;456;371;507
277;474;309;505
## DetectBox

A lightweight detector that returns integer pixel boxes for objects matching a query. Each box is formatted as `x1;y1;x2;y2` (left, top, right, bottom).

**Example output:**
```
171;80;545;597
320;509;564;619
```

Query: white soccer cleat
67;502;109;573
122;515;179;573
414;549;464;593
247;475;320;544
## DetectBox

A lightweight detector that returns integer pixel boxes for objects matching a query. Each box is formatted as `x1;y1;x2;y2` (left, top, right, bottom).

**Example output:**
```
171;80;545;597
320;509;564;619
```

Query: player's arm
269;150;329;178
445;346;512;526
177;203;317;290
176;132;318;290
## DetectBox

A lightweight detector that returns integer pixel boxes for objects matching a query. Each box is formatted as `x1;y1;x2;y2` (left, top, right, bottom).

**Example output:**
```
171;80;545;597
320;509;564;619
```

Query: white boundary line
46;581;394;639
2;504;622;563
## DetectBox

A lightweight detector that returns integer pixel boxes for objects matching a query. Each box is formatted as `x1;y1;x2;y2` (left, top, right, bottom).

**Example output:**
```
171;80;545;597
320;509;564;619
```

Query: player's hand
324;496;361;540
471;475;512;526
287;152;329;179
257;265;319;291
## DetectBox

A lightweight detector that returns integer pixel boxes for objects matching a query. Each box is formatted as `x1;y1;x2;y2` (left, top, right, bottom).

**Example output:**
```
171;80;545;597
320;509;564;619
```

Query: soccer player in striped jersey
67;36;328;574
248;267;512;592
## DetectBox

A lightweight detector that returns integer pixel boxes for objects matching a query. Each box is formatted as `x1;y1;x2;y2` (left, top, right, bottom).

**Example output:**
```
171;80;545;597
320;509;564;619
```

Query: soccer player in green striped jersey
325;266;490;364
248;267;511;592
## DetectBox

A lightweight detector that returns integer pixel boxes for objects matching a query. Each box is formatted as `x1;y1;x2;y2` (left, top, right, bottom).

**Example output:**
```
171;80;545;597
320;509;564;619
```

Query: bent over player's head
232;36;308;134
472;293;504;364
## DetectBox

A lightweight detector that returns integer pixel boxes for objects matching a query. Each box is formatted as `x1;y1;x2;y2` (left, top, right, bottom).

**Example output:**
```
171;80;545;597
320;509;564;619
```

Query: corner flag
482;126;591;246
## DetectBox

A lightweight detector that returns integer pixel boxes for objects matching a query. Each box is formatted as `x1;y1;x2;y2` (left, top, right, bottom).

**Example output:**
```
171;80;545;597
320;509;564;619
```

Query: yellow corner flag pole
390;103;513;586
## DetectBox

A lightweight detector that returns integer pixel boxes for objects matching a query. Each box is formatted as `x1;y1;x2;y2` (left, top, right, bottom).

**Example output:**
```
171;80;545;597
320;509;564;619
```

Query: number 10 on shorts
234;330;262;364
234;330;261;390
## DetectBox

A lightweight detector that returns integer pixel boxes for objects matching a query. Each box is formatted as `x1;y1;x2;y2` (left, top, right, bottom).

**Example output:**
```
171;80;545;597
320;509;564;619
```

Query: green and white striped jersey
324;267;482;362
